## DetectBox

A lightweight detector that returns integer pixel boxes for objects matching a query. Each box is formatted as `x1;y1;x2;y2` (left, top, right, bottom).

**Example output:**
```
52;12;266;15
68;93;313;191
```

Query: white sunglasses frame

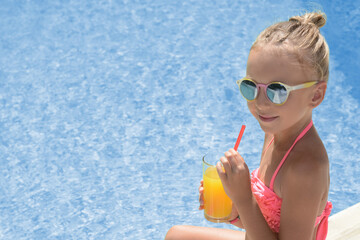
236;78;319;105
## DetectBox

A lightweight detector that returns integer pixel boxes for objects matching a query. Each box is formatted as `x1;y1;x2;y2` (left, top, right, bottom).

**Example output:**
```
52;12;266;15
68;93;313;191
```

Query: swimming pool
0;0;359;239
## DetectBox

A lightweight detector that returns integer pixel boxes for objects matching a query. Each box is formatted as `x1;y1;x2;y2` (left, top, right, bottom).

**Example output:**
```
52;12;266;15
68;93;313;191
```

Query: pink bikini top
250;121;332;239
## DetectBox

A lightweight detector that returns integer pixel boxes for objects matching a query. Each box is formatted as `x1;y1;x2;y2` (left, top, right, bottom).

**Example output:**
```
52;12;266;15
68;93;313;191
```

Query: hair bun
289;11;327;29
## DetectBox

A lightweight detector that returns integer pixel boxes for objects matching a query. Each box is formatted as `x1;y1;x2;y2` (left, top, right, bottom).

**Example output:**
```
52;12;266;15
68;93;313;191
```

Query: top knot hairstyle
251;11;329;82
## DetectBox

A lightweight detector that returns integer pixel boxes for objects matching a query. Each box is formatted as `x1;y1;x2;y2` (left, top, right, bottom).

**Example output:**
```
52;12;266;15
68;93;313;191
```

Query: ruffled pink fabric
251;169;282;232
251;168;332;239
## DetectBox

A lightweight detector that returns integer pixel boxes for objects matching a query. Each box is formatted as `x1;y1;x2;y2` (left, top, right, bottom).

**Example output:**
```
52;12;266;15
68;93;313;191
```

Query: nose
255;86;271;108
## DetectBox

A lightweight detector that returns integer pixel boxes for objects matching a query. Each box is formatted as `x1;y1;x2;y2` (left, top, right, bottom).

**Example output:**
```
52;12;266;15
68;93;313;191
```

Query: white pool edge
327;202;360;240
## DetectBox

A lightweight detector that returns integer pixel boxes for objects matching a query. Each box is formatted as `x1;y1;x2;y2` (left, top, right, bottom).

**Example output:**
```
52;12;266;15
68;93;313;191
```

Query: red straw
234;125;246;151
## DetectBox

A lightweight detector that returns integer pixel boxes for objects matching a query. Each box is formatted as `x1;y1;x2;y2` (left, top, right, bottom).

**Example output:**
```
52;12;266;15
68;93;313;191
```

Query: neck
272;116;313;151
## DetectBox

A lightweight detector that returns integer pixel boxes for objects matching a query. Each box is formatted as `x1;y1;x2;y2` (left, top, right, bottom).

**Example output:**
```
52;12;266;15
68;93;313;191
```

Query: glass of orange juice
202;153;232;223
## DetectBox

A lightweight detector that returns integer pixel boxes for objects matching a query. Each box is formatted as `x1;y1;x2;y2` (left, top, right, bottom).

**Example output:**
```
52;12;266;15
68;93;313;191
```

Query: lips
259;115;278;122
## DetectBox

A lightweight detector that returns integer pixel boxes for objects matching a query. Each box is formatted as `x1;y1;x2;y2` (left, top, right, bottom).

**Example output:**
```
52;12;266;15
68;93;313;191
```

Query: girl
165;11;332;240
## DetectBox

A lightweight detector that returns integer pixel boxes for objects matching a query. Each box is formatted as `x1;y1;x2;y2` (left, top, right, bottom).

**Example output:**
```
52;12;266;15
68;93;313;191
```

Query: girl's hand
199;180;204;210
216;148;252;205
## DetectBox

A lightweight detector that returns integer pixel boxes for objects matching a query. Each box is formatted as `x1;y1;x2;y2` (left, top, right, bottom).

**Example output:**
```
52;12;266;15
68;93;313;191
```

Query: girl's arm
277;152;328;240
218;149;328;240
229;217;244;229
217;149;278;240
228;204;244;228
229;133;270;231
234;192;277;239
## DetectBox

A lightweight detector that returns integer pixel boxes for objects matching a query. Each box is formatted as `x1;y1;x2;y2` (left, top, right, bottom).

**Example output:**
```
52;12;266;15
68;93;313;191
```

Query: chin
257;118;280;134
259;124;277;134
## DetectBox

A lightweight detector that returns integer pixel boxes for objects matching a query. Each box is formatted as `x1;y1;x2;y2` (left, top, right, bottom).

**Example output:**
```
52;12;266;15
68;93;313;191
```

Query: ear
311;81;327;108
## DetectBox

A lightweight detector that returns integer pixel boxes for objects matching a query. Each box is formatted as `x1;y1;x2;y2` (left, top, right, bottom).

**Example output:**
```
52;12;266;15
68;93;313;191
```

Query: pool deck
327;202;360;240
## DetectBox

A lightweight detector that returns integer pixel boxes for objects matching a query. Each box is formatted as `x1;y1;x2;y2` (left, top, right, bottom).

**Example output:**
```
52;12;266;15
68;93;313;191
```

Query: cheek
286;92;310;108
280;96;307;117
247;102;257;117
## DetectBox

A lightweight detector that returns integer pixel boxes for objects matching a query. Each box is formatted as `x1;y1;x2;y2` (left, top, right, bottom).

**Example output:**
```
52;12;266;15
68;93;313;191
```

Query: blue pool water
0;0;359;239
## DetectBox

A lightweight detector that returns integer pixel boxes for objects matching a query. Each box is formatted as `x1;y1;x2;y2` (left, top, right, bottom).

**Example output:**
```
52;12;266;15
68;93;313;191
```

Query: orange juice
203;166;232;222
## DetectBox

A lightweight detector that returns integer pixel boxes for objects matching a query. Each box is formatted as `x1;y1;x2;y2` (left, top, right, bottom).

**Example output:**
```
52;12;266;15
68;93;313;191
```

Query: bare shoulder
283;128;329;195
293;128;328;174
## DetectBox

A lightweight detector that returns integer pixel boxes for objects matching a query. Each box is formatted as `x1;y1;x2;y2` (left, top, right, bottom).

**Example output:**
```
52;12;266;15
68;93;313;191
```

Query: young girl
165;11;332;240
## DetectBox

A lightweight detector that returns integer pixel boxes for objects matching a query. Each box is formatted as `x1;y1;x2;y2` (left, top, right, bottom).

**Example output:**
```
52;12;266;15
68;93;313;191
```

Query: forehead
246;46;312;83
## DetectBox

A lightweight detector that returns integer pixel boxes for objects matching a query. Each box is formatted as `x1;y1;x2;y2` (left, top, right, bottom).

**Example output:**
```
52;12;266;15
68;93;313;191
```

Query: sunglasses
236;78;318;105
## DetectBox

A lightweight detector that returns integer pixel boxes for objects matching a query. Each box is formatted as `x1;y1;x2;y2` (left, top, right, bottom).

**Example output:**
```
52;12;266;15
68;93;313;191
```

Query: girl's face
245;47;316;134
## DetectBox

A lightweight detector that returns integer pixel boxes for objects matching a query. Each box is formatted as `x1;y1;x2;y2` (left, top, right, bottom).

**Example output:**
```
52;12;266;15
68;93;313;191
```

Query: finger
227;149;241;169
200;179;203;186
229;148;249;173
229;148;244;163
219;157;231;175
199;186;204;210
216;161;227;181
199;185;204;196
199;204;204;210
199;196;204;205
199;184;204;199
225;150;238;170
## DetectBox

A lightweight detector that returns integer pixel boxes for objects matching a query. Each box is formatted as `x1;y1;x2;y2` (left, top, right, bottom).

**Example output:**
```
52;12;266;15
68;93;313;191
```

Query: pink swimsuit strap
269;120;313;190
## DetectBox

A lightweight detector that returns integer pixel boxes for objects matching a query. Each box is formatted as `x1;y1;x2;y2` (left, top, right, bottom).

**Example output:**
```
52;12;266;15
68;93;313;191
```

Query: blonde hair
251;11;329;82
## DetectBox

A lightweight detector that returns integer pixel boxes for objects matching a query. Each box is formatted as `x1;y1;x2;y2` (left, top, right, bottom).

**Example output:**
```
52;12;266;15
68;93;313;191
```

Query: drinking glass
202;152;232;223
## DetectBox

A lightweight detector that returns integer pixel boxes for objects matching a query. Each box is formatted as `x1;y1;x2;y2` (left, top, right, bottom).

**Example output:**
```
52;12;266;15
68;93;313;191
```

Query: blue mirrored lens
267;83;287;104
240;80;257;100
